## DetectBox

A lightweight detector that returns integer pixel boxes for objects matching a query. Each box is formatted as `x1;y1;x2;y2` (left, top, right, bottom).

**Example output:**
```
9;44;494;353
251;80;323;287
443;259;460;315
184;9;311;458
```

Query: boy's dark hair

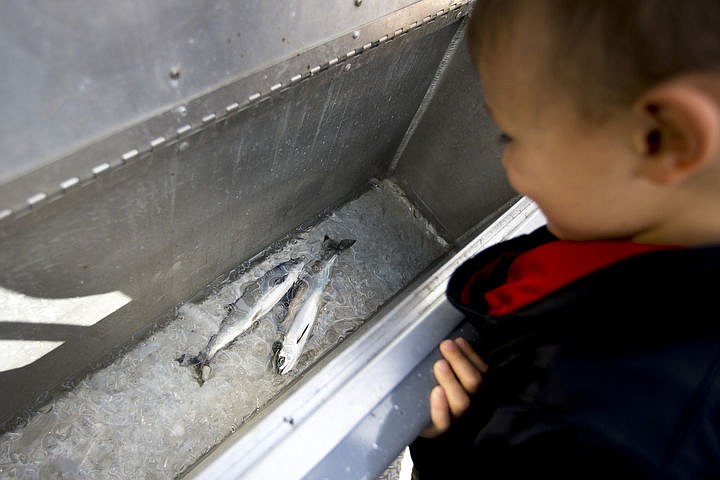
468;0;720;122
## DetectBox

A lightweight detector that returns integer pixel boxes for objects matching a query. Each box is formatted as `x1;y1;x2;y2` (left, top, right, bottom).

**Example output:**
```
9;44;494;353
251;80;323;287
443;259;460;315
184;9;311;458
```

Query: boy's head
467;0;720;245
469;0;720;122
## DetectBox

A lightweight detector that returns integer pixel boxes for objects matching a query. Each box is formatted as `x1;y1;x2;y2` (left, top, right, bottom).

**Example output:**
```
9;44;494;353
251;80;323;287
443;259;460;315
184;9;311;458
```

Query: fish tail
176;352;212;385
321;235;356;254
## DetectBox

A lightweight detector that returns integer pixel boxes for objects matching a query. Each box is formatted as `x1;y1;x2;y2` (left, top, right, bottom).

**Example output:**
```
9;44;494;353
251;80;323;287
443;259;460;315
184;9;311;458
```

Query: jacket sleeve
409;409;650;480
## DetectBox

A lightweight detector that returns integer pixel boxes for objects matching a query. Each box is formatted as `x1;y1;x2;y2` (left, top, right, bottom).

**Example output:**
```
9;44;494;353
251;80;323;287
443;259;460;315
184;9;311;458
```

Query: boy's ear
633;79;720;185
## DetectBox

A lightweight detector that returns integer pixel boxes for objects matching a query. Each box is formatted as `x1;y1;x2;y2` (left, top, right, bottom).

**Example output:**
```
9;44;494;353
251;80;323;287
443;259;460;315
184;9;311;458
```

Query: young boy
411;1;720;478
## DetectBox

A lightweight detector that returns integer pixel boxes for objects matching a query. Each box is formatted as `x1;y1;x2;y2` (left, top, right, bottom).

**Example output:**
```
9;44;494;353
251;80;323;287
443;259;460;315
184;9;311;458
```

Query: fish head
274;342;299;375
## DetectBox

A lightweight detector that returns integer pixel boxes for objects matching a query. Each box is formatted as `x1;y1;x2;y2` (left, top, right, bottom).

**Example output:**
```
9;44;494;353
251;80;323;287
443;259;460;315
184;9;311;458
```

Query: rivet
60;177;80;190
122;149;139;161
170;66;181;79
354;0;362;6
92;163;110;176
27;193;47;206
150;136;166;148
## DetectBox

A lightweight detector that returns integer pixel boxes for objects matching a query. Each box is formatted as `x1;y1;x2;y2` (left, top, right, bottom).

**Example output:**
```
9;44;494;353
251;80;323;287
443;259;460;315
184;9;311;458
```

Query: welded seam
387;16;470;174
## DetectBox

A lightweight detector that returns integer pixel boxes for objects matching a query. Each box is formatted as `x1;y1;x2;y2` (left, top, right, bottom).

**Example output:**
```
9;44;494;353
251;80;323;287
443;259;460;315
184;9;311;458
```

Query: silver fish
177;257;306;384
274;237;355;375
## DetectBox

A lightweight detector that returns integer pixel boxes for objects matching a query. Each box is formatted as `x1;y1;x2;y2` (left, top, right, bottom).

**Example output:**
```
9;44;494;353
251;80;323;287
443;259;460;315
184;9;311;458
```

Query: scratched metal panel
0;0;416;182
0;0;472;215
0;20;460;431
392;29;518;242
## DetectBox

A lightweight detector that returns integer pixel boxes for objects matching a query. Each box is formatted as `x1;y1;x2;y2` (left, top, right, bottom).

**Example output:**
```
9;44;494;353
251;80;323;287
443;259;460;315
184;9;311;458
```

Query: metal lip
59;177;80;190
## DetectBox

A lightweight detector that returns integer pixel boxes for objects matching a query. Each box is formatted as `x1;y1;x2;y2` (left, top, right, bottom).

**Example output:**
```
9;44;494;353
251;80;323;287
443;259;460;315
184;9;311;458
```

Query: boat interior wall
392;33;516;241
0;0;422;198
0;19;482;430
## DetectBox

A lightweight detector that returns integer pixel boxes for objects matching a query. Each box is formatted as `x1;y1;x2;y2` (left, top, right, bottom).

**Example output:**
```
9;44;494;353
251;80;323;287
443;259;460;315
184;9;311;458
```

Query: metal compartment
0;1;536;478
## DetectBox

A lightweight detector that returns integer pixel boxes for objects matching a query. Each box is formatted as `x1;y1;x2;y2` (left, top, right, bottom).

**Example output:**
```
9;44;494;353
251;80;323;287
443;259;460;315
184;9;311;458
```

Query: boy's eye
498;133;514;145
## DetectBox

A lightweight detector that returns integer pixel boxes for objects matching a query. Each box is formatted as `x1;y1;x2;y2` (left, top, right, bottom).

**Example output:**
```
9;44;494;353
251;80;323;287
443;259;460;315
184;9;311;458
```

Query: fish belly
204;310;258;360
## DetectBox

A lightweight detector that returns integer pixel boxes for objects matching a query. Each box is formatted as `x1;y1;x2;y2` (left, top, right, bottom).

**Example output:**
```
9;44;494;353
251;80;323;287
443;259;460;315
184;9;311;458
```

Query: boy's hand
420;337;488;439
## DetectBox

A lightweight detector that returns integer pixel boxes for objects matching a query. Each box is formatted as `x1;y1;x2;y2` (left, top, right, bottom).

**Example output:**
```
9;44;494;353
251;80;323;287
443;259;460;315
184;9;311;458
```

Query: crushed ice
0;179;449;479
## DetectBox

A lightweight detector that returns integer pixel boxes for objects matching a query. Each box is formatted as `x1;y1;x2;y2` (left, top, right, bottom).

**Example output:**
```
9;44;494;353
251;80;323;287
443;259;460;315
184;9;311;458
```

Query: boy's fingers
439;340;485;395
433;359;471;417
420;386;451;438
421;339;489;439
429;386;451;431
454;337;489;373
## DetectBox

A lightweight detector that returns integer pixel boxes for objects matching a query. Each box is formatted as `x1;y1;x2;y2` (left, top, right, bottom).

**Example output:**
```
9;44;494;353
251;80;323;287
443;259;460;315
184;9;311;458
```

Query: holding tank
0;1;524;478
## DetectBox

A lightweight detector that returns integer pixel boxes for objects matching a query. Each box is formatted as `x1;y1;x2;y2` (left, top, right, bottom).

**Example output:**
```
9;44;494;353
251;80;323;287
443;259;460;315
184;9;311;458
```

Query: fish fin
200;364;212;384
282;280;302;306
249;319;261;334
337;239;356;251
176;353;201;366
188;361;212;386
268;341;283;372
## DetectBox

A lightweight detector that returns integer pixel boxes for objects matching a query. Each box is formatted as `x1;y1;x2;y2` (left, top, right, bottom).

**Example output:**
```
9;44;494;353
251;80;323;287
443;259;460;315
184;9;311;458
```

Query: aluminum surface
392;26;516;242
0;0;473;217
186;198;544;480
0;22;460;431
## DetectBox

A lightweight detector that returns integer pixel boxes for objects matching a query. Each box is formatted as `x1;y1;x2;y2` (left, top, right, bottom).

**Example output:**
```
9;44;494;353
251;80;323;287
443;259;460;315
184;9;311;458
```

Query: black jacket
410;227;720;479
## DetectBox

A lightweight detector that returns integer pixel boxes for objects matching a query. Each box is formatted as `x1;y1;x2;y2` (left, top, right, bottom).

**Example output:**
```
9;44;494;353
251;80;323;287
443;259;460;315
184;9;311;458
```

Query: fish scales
177;257;305;384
